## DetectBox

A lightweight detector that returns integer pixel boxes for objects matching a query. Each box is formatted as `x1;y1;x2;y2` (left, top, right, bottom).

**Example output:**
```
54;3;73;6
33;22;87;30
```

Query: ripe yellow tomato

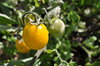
22;23;49;50
16;39;30;53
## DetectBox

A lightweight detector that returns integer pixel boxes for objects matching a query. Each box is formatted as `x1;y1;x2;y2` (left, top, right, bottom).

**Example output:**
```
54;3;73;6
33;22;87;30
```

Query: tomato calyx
22;12;44;25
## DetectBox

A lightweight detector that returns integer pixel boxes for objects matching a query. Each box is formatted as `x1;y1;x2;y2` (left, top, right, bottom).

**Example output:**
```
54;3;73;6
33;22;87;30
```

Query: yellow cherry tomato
22;23;49;50
16;39;30;53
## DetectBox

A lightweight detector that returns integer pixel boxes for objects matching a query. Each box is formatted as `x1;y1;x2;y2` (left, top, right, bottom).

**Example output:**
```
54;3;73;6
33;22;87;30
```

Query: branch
28;46;46;66
79;43;92;62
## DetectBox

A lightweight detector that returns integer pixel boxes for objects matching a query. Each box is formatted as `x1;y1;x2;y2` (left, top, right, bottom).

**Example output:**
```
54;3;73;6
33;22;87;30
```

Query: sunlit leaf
69;62;78;66
0;13;17;24
34;0;40;7
45;49;55;54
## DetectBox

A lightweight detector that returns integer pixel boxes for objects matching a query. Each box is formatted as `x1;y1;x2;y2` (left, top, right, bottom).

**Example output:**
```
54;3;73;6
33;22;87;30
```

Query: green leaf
85;62;93;66
62;2;68;10
7;60;25;66
0;42;3;49
53;57;59;61
34;0;40;7
83;36;97;49
80;0;85;5
67;11;80;22
89;36;97;42
0;3;13;16
66;11;80;37
65;40;71;50
69;62;78;66
42;0;45;4
33;59;41;66
93;61;100;66
54;63;59;66
45;49;55;54
0;25;13;31
78;21;86;29
0;13;17;24
59;62;67;66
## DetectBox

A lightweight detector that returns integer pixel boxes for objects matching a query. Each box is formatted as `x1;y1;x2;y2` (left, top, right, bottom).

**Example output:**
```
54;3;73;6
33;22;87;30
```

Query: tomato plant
0;0;99;66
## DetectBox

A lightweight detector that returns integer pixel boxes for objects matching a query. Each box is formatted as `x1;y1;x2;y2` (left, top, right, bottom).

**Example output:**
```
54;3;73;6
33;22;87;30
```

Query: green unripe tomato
49;18;65;38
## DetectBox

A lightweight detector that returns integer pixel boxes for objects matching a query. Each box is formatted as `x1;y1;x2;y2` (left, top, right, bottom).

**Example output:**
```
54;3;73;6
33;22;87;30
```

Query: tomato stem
55;49;68;65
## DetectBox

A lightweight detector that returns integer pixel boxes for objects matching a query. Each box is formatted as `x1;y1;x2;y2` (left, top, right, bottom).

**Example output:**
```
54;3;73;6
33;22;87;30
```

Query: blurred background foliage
0;0;100;66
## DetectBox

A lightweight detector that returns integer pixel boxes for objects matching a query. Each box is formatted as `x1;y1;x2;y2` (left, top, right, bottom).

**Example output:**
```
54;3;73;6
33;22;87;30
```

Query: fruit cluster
16;13;65;53
16;14;49;53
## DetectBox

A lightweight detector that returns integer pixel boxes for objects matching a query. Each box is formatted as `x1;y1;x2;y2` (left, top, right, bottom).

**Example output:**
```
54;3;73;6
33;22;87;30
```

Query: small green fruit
49;18;65;38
